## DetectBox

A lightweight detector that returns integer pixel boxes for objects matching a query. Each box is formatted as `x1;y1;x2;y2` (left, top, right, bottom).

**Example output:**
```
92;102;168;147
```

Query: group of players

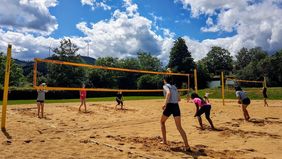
35;76;269;152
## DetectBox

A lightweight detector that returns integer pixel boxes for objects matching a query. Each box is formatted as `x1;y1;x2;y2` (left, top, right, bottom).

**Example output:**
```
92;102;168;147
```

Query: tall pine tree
168;37;195;73
168;37;195;88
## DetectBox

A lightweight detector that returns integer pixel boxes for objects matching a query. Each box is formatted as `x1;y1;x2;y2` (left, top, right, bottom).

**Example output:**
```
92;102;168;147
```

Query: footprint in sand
50;137;61;140
2;140;12;145
24;140;32;144
265;117;279;120
218;126;281;139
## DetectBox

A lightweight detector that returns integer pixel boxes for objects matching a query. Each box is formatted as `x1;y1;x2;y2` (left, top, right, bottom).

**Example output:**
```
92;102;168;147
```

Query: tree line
0;38;282;90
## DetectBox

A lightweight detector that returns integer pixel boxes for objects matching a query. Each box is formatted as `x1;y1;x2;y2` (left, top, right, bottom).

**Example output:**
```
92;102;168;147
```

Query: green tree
235;47;251;70
203;46;233;75
88;57;118;88
47;39;87;87
256;50;282;86
267;50;282;86
137;52;162;71
0;52;25;87
196;60;211;89
137;74;163;89
168;37;195;88
168;37;195;73
117;58;140;89
235;47;268;83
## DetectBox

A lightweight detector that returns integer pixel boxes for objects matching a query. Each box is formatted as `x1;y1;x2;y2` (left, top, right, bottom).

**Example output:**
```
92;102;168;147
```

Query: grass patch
197;87;282;100
0;96;163;105
1;87;281;105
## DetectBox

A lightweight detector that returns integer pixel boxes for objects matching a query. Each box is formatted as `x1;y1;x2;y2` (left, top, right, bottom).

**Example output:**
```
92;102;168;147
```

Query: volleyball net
33;58;191;92
225;77;266;92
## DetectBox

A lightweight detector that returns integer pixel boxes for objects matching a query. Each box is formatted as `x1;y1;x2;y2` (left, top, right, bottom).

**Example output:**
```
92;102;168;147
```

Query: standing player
235;86;251;121
79;84;87;112
37;83;47;118
115;91;124;109
262;87;269;107
160;76;191;152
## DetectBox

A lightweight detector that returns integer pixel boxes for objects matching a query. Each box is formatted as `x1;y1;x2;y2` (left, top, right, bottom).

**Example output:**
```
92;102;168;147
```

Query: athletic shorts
163;103;180;117
242;98;251;105
263;94;268;98
116;98;123;105
37;100;44;103
195;105;211;118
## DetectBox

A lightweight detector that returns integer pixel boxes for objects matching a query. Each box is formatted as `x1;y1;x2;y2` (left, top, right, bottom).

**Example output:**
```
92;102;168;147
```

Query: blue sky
0;0;281;62
49;0;235;40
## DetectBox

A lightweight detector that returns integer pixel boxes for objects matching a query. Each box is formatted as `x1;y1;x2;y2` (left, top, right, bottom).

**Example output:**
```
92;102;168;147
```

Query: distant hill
80;55;96;64
14;56;96;76
13;59;33;67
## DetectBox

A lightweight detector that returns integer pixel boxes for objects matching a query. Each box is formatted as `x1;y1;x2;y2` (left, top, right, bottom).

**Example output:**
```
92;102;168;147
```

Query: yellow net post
33;60;37;87
221;71;225;106
1;44;12;129
194;68;198;94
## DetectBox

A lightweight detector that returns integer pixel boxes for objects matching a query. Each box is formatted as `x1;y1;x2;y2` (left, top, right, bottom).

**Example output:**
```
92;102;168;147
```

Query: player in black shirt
115;91;124;109
262;87;269;107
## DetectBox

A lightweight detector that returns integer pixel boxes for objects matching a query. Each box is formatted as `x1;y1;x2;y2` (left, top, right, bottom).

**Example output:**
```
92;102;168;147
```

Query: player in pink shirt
189;93;215;130
79;84;87;112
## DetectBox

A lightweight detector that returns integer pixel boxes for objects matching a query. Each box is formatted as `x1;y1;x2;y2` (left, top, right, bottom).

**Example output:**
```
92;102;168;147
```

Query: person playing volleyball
79;84;87;112
235;86;251;121
262;87;269;107
36;83;47;118
160;76;191;152
115;91;124;109
189;93;215;130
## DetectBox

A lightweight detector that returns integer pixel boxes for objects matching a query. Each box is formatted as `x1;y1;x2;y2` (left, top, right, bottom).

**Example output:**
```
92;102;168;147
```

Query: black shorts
116;98;123;105
163;103;180;117
263;94;268;98
242;98;251;105
195;105;211;118
37;100;44;103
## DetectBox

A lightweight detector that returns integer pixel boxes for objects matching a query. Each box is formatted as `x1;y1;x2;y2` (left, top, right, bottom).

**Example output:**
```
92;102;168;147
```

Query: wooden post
194;69;198;94
221;71;225;106
33;59;37;88
187;74;190;95
1;44;12;129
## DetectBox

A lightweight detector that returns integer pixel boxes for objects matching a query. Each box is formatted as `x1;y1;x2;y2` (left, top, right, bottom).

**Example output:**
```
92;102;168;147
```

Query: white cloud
0;0;177;63
81;0;111;11
177;0;282;54
75;10;163;58
0;29;60;60
123;0;138;16
4;0;281;65
74;0;179;61
0;0;58;35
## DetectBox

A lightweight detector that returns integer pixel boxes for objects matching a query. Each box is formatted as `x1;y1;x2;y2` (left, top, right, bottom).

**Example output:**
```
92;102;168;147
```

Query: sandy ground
0;98;282;159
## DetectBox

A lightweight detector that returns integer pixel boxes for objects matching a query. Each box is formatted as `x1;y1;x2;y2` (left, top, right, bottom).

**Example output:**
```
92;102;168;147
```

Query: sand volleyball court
1;99;282;159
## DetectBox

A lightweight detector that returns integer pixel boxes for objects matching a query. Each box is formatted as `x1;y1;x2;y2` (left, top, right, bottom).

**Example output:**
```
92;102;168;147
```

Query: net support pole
33;60;37;87
221;71;225;106
1;44;12;129
194;68;198;94
263;77;267;88
187;74;190;95
226;78;229;91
